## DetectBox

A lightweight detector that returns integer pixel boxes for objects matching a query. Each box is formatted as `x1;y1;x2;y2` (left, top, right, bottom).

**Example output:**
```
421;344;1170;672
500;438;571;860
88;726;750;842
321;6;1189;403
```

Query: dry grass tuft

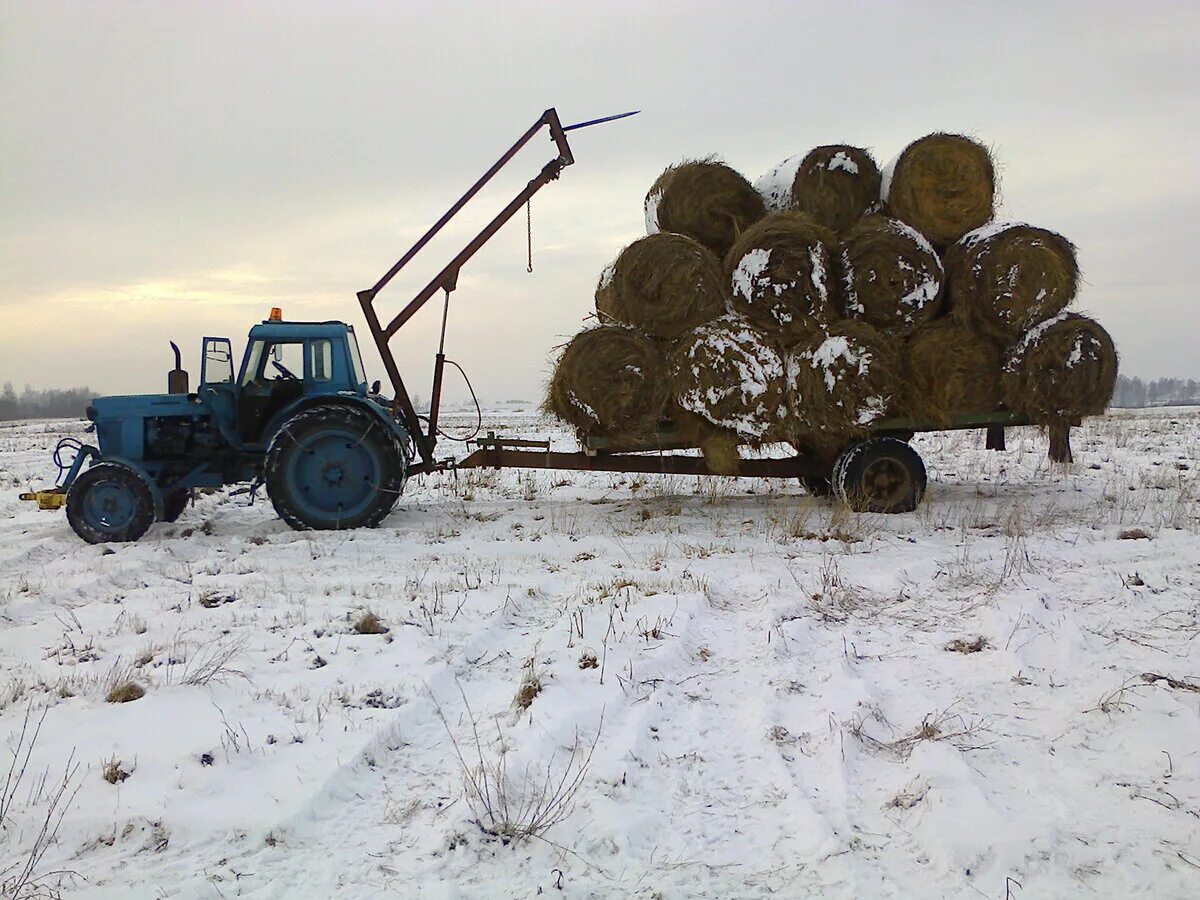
101;757;131;784
944;636;988;654
513;665;542;710
1118;528;1152;541
105;681;145;704
353;611;388;635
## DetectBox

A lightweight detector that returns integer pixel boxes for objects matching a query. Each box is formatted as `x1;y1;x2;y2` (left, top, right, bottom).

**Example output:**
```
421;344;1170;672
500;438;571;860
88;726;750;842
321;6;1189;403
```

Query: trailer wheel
161;488;191;522
264;405;406;531
833;438;927;514
66;462;156;543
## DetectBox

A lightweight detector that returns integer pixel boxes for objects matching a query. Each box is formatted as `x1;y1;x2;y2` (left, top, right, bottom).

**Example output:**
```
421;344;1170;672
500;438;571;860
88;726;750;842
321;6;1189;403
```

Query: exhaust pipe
168;341;190;394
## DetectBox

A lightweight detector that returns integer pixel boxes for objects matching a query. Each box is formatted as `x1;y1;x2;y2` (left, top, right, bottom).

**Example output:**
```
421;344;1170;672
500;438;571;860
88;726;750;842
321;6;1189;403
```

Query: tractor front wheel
264;405;406;531
66;462;156;544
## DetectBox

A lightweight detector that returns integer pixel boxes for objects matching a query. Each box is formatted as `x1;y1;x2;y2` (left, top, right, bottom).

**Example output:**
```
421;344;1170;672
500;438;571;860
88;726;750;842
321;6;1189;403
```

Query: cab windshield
347;331;368;388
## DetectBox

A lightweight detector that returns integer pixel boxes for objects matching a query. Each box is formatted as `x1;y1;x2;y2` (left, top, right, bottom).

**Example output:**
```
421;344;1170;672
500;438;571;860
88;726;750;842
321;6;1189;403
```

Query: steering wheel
271;359;299;381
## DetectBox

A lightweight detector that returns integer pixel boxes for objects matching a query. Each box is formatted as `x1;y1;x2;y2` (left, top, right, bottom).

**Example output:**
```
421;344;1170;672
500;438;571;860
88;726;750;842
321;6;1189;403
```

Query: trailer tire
264;405;406;531
833;438;926;514
66;462;156;543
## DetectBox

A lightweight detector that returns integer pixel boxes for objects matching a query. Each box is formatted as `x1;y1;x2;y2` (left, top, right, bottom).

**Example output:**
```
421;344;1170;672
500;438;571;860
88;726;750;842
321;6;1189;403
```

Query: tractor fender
261;396;413;460
92;456;166;520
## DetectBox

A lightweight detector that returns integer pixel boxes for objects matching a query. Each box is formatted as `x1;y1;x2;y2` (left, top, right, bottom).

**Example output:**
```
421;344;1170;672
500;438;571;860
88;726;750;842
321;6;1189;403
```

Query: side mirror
371;380;381;395
272;344;283;362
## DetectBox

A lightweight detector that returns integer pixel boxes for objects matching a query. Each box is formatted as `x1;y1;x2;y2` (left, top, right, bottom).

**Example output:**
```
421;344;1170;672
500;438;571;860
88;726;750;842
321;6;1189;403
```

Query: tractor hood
88;393;210;459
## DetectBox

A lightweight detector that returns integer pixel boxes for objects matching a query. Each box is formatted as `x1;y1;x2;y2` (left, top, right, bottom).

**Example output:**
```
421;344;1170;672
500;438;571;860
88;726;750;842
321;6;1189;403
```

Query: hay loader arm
357;108;576;474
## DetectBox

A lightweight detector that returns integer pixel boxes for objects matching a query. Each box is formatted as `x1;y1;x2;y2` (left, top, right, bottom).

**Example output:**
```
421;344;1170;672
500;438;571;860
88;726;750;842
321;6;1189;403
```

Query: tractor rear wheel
264;405;406;531
66;462;156;543
833;438;927;514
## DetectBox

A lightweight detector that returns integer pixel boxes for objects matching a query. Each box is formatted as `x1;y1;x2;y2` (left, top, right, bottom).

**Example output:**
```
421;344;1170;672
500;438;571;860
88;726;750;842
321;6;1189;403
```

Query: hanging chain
526;198;533;273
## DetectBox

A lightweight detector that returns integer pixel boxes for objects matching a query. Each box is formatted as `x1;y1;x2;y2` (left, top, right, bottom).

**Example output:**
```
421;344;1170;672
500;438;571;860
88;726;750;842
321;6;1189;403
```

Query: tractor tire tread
66;461;157;544
264;404;406;532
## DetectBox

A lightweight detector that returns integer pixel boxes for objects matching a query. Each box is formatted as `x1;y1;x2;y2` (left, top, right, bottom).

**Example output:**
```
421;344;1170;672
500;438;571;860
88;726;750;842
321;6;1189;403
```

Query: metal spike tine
562;110;641;132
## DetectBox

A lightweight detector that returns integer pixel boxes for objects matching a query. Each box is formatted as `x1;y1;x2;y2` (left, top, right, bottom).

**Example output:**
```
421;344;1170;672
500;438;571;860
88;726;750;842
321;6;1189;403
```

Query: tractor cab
197;312;371;445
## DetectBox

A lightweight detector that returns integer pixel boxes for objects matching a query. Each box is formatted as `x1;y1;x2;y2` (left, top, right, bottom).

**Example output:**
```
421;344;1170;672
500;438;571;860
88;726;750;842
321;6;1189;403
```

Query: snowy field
1;407;1198;899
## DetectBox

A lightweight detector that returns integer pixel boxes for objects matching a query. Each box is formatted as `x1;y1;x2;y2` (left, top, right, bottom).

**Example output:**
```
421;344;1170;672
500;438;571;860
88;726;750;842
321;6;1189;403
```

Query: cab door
197;337;241;445
237;339;307;442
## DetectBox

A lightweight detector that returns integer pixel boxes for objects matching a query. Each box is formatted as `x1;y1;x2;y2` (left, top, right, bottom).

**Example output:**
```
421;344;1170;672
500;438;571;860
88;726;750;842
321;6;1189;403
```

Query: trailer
354;109;1070;516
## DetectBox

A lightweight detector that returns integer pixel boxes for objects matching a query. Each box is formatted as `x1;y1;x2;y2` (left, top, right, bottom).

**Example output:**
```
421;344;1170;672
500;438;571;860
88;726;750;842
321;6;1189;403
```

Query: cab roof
247;321;355;340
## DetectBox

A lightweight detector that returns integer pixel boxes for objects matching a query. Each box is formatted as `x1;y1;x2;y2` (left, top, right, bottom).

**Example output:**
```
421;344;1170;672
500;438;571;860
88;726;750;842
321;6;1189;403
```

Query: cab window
310;339;333;382
241;341;304;385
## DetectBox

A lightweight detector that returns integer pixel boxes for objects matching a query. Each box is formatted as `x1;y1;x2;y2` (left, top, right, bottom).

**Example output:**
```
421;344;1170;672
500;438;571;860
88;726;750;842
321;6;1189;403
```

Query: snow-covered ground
1;407;1198;899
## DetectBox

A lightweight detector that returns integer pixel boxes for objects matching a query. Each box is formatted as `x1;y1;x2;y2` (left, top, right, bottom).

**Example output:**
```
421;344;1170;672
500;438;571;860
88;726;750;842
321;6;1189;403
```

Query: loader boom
357;107;576;471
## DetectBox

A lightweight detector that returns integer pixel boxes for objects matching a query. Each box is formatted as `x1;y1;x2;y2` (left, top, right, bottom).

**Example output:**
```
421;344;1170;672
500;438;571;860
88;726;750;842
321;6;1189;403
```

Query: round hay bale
595;233;726;339
756;146;882;234
725;212;839;347
903;320;1004;424
882;133;995;247
840;216;944;332
671;315;789;442
1002;312;1117;424
786;321;903;436
546;326;670;438
645;159;766;257
947;222;1079;341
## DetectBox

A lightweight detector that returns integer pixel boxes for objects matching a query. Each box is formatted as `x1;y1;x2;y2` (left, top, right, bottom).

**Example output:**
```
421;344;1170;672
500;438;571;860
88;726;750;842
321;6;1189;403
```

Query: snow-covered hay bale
725;212;838;346
645;159;766;257
787;321;902;436
546;326;670;438
1002;313;1117;424
671;315;789;442
903;321;1003;424
883;133;995;247
947;222;1079;341
595;233;726;339
840;216;944;332
756;146;881;234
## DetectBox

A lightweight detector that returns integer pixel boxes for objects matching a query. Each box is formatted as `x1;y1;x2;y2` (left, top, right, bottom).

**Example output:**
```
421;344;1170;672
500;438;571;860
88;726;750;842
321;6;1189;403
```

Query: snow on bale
725;212;839;347
546;326;670;439
671;315;789;443
1002;312;1117;425
755;145;881;234
786;321;903;437
840;215;944;333
645;159;766;258
594;233;726;339
882;133;995;247
903;320;1004;424
946;222;1079;341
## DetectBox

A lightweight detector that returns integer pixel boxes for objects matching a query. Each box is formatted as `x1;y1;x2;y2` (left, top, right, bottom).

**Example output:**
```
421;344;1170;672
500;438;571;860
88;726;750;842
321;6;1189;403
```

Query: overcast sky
2;1;1197;402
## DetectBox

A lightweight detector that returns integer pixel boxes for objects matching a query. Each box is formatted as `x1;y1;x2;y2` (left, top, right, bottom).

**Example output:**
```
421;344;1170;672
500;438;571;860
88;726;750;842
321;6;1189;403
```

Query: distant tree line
1111;375;1200;408
0;383;98;421
0;376;1194;420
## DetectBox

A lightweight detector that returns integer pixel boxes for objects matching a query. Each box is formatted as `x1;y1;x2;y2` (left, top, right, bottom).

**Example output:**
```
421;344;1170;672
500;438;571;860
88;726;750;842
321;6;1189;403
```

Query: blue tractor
37;314;412;543
23;109;589;543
